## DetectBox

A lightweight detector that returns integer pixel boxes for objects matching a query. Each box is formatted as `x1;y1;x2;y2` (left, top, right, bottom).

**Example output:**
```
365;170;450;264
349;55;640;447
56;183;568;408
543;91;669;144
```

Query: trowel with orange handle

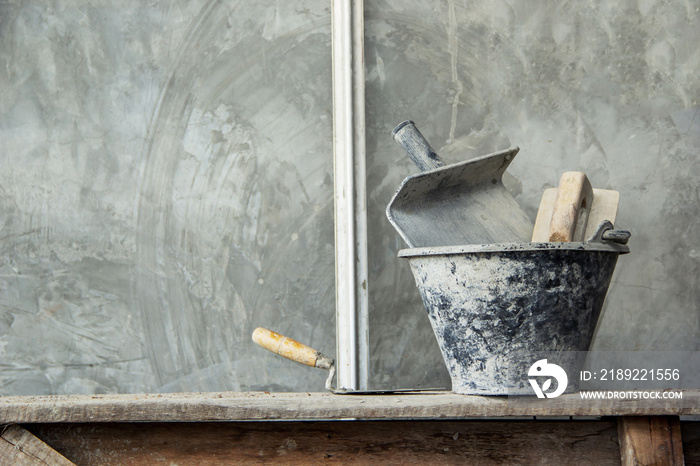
532;171;620;242
252;327;444;394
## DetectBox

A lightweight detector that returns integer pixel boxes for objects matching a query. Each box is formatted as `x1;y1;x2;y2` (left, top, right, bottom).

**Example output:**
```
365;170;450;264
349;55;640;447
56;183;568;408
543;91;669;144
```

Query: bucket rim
398;241;629;258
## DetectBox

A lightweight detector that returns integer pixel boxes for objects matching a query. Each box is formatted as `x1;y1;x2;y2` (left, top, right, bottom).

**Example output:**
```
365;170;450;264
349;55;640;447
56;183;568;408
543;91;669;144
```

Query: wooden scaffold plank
618;416;685;465
0;424;74;465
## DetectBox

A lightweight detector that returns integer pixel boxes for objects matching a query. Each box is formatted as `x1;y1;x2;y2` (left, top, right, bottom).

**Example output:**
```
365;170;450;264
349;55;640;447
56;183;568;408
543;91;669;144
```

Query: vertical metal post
332;0;369;390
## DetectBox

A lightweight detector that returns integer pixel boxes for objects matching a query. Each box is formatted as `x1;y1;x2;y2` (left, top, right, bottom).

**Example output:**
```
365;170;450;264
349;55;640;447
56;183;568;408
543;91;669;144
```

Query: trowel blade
386;147;533;248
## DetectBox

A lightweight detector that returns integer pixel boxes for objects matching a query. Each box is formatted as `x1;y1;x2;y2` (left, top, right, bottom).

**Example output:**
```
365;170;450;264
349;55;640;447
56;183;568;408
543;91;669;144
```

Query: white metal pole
332;0;369;391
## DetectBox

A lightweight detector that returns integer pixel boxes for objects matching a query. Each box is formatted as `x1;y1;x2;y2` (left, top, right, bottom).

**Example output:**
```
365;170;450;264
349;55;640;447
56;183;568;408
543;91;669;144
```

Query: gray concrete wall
0;0;697;395
0;1;335;394
366;0;700;389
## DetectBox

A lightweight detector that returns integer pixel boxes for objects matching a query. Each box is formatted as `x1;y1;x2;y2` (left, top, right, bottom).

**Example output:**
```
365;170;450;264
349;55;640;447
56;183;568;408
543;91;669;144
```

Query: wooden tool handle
549;172;594;242
392;120;445;171
252;327;334;370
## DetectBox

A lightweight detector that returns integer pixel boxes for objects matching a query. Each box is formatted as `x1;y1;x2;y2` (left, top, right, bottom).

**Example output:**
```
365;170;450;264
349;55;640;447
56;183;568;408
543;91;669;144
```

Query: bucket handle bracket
587;220;631;245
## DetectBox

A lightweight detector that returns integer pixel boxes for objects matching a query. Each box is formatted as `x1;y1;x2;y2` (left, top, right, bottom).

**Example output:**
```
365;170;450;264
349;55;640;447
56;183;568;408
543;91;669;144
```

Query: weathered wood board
618;416;685;465
0;424;74;465
1;391;697;424
28;420;622;465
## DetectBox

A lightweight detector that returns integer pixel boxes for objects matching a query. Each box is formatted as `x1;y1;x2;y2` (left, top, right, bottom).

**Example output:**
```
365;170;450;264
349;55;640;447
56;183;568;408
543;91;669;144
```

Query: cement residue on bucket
399;241;629;395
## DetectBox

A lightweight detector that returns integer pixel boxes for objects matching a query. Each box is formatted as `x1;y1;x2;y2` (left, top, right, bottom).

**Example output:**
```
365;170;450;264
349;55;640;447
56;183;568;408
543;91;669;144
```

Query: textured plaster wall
365;0;700;389
0;0;698;395
0;1;335;394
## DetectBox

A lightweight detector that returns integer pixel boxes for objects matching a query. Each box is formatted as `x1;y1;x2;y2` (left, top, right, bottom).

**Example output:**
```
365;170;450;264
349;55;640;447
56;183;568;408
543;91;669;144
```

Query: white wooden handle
549;172;594;242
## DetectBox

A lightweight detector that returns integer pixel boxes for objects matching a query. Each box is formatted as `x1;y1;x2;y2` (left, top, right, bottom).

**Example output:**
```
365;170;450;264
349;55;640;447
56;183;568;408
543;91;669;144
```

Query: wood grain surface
0;424;74;465
618;416;685;465
28;420;622;465
1;391;697;424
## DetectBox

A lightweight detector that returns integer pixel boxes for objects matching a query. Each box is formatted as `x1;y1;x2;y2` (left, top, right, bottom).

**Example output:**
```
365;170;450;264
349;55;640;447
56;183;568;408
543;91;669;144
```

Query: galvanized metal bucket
399;231;629;395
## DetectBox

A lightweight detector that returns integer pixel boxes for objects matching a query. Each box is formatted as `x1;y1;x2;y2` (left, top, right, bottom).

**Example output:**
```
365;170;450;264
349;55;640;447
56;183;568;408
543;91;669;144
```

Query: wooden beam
618;416;684;465
28;420;621;465
0;391;697;424
0;424;74;465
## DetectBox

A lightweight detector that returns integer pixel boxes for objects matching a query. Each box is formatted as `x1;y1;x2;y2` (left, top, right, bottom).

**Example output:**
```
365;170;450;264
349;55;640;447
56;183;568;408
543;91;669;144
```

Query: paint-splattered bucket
399;227;629;395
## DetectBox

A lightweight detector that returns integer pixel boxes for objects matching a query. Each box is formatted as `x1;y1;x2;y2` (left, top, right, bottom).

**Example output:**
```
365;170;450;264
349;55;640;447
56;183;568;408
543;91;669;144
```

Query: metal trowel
252;327;444;394
386;121;533;248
